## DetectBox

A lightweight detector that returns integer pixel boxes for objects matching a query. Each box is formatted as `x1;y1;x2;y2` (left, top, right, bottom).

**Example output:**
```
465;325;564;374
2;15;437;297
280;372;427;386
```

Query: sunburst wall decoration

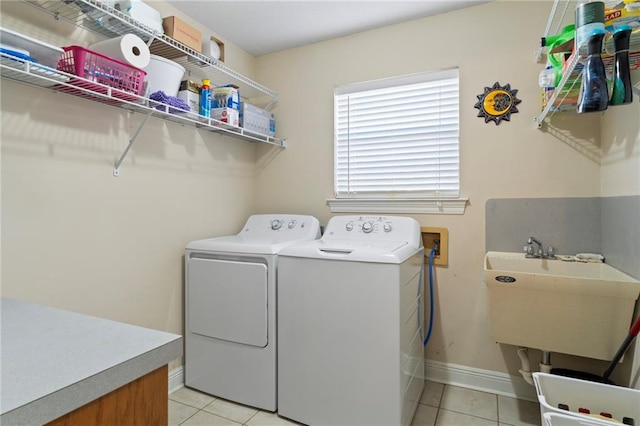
474;82;521;125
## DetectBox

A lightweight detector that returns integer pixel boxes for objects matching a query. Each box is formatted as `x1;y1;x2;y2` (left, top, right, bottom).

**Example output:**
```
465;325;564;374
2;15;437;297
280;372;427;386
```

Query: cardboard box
179;79;200;93
163;16;201;53
178;90;199;115
605;4;640;32
240;103;275;136
211;107;239;127
212;86;240;109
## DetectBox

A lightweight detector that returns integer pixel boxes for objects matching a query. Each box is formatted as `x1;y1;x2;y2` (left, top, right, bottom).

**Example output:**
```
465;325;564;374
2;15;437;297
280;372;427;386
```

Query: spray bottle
200;79;212;117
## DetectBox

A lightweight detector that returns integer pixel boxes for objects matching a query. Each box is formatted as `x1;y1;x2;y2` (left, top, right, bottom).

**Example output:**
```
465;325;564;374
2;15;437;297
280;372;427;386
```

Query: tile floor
169;381;541;426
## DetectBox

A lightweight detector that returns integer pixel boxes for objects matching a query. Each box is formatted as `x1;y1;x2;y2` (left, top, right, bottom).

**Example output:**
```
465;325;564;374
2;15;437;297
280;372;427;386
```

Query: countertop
0;297;183;425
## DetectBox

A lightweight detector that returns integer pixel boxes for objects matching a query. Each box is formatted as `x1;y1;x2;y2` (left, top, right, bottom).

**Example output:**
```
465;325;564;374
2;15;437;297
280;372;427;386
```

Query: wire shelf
22;0;278;100
535;0;640;127
1;51;286;173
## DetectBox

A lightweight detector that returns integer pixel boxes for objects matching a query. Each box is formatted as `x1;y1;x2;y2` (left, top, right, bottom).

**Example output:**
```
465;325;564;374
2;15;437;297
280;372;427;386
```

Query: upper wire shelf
535;0;640;127
22;0;278;100
1;51;286;175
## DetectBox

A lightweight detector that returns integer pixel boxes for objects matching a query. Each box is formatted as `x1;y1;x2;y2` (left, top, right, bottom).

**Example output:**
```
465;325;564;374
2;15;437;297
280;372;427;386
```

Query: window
330;68;465;214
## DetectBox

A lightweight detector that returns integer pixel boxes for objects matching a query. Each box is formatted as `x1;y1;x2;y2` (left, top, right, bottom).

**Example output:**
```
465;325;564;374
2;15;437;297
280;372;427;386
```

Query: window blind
334;68;459;198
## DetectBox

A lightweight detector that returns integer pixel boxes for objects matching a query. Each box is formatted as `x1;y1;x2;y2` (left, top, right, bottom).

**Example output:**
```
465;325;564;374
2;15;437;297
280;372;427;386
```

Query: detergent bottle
540;24;575;88
576;29;608;113
200;79;212;117
609;25;633;106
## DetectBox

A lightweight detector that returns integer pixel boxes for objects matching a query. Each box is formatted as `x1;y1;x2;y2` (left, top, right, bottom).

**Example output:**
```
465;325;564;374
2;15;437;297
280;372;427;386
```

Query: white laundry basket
543;413;615;426
533;372;640;426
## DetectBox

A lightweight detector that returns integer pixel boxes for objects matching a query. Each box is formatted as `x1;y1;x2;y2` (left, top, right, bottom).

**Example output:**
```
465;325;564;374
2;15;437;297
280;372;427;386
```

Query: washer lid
278;215;423;263
186;214;321;254
278;239;420;264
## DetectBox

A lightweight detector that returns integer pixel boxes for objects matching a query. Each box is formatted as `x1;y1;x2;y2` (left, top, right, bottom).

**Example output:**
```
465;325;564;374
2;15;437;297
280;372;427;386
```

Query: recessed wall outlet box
203;35;225;62
421;227;449;266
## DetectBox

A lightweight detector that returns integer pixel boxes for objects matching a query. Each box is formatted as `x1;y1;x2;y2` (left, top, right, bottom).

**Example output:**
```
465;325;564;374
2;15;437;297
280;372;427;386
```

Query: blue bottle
576;29;608;114
200;79;211;117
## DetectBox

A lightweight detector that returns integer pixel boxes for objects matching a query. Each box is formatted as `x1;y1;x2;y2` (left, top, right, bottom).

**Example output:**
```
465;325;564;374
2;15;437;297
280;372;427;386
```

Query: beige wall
0;0;260;373
601;99;640;196
254;0;618;379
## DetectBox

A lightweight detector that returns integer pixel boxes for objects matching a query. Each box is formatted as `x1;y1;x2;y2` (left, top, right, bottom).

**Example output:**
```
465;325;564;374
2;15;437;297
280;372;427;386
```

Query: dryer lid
186;214;321;254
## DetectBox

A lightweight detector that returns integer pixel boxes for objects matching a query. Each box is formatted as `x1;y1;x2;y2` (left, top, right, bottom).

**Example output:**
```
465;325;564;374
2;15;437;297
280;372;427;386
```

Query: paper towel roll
89;34;150;69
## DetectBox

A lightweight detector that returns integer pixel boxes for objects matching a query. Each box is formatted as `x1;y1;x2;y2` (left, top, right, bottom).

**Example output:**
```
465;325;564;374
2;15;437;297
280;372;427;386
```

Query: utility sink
484;251;640;361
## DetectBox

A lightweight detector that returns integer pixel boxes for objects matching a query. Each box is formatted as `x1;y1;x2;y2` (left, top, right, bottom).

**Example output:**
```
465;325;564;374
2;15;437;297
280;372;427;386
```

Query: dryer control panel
240;214;321;241
323;215;422;247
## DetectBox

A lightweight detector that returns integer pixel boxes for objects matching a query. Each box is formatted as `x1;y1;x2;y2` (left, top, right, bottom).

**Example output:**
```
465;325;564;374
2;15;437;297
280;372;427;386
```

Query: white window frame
328;68;467;215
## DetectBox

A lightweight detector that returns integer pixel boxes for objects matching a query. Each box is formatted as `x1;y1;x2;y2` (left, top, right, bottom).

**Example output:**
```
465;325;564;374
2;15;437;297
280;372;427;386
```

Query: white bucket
144;54;185;97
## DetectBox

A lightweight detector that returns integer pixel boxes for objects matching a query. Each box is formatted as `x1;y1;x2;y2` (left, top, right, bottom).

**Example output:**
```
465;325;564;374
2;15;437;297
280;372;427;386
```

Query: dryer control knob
362;221;374;233
288;220;297;229
383;224;392;232
346;222;354;231
271;219;283;230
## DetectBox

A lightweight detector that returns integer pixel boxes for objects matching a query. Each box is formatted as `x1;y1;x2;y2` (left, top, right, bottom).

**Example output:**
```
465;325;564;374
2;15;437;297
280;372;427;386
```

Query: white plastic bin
543;413;614;426
144;54;185;96
533;372;640;426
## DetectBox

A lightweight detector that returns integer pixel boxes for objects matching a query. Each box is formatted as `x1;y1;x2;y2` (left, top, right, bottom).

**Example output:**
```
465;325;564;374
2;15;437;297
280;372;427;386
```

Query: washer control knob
346;222;354;231
362;221;374;233
383;223;392;232
271;219;283;230
288;220;297;229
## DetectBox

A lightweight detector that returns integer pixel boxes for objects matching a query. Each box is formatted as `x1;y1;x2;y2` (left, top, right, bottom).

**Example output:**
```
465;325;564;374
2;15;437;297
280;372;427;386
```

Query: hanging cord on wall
423;242;438;346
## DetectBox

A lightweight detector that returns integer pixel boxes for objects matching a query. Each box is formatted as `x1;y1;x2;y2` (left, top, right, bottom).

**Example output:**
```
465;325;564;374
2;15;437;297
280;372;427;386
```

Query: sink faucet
525;237;556;259
527;237;543;257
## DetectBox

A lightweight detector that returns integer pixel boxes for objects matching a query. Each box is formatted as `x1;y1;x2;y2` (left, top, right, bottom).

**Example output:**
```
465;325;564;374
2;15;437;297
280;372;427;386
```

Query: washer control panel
323;216;420;245
343;217;393;235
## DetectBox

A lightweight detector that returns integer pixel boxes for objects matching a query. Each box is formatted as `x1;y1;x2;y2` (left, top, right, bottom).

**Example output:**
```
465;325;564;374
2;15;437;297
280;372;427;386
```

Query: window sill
326;198;468;214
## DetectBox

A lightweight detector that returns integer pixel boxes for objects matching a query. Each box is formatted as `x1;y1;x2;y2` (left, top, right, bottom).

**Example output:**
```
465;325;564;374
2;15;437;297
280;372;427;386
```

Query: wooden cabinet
47;366;169;426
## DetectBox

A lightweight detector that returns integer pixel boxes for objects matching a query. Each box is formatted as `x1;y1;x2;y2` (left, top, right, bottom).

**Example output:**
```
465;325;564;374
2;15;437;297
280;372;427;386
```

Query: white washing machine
184;214;320;411
277;215;425;426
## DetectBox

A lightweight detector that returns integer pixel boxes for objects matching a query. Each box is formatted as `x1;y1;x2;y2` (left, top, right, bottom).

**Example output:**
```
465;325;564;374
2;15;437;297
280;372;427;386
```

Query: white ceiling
166;1;489;56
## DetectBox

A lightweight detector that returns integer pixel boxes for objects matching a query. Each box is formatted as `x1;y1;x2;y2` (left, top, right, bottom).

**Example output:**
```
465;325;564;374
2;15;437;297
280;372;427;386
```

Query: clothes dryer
185;214;320;411
277;215;424;426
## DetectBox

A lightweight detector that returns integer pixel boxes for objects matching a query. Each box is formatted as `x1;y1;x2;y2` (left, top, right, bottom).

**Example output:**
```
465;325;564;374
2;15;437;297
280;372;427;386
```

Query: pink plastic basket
56;45;146;102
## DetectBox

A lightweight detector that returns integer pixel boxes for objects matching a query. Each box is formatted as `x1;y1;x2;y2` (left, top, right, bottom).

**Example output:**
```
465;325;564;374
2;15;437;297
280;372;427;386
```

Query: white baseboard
168;365;184;394
423;359;538;402
167;361;538;402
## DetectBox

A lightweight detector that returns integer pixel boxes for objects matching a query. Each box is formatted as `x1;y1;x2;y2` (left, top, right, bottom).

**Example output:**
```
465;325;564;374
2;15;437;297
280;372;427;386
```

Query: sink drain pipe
540;351;553;373
517;347;534;385
517;348;553;386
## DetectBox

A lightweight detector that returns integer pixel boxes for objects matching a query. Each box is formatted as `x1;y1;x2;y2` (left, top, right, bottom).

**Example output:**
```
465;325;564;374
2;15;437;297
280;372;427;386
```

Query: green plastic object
543;24;575;71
